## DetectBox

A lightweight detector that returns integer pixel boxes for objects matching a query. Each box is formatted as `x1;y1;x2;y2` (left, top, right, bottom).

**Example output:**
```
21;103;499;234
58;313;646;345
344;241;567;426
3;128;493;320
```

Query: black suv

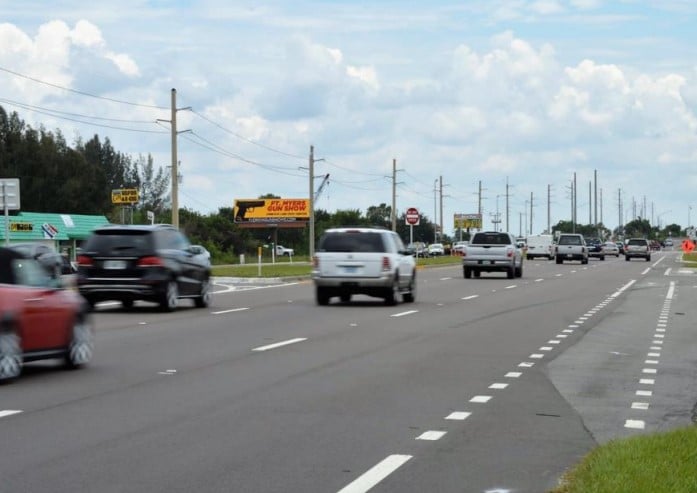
77;224;211;311
586;238;605;260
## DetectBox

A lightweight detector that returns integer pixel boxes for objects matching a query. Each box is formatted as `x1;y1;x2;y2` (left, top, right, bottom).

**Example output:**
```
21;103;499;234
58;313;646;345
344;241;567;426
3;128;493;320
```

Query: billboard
233;198;310;224
454;213;482;229
112;188;139;204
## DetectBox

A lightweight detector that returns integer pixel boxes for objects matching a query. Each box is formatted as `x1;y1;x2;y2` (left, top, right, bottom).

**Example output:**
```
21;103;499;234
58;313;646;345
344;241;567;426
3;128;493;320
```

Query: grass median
211;254;462;278
551;425;697;493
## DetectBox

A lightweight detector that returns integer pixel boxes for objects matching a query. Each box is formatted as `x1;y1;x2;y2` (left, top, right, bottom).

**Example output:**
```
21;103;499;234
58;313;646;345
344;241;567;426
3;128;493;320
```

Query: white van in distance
525;234;555;260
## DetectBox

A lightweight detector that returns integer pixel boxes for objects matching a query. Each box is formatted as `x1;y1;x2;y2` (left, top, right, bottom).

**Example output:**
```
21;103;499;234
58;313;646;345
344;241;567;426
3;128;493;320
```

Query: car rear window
83;230;154;255
471;233;510;245
558;235;582;245
319;232;387;253
628;239;647;246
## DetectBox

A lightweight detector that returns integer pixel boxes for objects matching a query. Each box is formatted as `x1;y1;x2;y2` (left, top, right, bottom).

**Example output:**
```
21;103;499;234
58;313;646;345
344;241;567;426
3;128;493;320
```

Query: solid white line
666;281;675;300
0;410;22;418
462;295;479;300
641;268;650;275
625;419;645;430
416;430;446;441
212;307;250;315
252;338;307;352
337;455;412;493
445;412;471;420
391;310;419;318
611;279;636;298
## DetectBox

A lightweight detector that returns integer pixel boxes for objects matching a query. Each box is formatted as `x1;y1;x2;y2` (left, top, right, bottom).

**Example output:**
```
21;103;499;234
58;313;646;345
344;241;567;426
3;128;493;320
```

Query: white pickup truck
275;245;294;256
461;231;524;279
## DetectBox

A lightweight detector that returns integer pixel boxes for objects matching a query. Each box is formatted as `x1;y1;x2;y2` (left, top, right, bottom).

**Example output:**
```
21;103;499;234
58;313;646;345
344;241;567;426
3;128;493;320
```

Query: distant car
312;227;416;305
275;245;294;256
650;240;661;251
616;242;625;254
602;242;620;257
427;243;445;256
190;245;211;266
665;239;674;247
625;238;651;261
0;247;94;383
7;243;64;279
407;242;429;257
585;238;605;260
452;241;468;255
77;224;212;311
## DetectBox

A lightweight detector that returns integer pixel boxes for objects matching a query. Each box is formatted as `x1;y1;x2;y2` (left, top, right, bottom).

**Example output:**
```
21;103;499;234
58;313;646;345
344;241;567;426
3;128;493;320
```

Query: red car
0;247;94;383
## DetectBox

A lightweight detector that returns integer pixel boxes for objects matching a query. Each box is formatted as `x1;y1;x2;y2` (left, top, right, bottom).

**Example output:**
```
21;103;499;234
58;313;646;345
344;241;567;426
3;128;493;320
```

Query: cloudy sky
1;0;696;236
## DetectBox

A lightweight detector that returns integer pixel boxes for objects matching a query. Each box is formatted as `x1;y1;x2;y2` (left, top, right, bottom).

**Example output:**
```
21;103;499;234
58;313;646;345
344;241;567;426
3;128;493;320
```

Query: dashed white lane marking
505;372;522;378
158;369;177;375
470;395;492;403
440;277;452;281
557;334;568;338
337;454;412;493
416;430;446;441
391;310;418;318
462;295;479;300
625;419;645;429
548;340;561;344
645;360;659;365
666;281;675;299
664;268;671;276
636;390;653;396
518;362;535;368
568;325;579;328
642;368;657;374
212;307;250;315
489;383;508;389
648;353;661;357
535;278;544;282
640;379;655;385
0;410;23;418
252;338;307;352
540;347;553;352
555;273;562;277
446;412;471;420
505;285;517;289
632;402;650;410
641;268;650;275
529;354;544;359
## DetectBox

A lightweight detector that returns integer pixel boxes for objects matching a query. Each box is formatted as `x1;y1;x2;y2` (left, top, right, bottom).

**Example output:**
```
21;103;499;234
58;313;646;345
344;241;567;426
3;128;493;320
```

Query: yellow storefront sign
112;189;139;204
233;198;310;223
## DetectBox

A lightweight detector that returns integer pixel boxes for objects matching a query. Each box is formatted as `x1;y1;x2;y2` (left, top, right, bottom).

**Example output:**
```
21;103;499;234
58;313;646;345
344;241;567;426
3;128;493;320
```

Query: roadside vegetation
550;425;697;493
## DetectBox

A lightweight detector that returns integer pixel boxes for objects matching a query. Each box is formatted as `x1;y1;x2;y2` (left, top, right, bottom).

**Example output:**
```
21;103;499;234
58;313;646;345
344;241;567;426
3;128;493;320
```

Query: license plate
566;254;573;258
103;260;127;269
343;266;357;273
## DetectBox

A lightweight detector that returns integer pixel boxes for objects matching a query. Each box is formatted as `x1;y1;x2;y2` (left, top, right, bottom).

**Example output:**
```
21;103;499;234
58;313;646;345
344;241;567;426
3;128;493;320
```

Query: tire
463;266;472;279
625;256;630;261
474;270;480;278
160;280;178;312
340;292;351;303
600;256;605;261
556;257;562;264
316;286;330;306
384;275;399;306
582;258;588;265
65;312;94;369
402;273;416;303
0;326;22;383
195;277;212;308
122;299;134;310
83;296;96;311
646;256;651;262
507;266;515;279
515;262;523;278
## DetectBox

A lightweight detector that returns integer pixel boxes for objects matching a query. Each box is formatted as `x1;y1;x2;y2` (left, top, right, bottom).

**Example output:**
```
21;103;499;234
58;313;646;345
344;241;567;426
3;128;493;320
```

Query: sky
1;0;696;237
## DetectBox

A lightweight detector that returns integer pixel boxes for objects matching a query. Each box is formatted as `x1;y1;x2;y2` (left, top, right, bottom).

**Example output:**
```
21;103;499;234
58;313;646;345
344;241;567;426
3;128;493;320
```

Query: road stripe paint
540;347;553;351
570;270;577;273
654;334;665;339
440;277;452;281
212;307;250;315
574;320;584;325
252;338;307;352
505;285;517;289
645;360;659;365
0;410;22;418
632;402;650;410
337;454;412;493
391;310;418;318
640;379;655;385
489;383;508;390
666;281;675;300
470;395;492;403
641;268;651;275
548;340;561;344
652;340;663;345
648;353;660;357
625;420;645;430
416;430;446;441
519;362;534;368
656;328;666;332
650;346;662;350
535;278;544;282
637;390;653;396
556;334;568;339
446;412;471;420
530;354;544;359
610;279;636;298
664;268;671;276
642;368;657;374
462;295;479;300
564;329;575;333
555;273;562;277
505;372;522;378
578;317;588;321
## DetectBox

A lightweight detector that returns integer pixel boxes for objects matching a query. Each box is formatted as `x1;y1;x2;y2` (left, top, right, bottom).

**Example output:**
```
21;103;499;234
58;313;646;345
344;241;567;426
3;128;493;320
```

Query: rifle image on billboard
234;200;266;222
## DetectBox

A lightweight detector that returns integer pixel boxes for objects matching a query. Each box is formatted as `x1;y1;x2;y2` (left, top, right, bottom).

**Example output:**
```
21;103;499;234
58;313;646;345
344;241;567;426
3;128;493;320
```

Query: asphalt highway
1;250;695;492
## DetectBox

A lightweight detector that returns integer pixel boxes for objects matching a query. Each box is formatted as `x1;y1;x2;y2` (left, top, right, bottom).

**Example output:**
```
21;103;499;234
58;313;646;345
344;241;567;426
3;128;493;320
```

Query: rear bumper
462;259;515;271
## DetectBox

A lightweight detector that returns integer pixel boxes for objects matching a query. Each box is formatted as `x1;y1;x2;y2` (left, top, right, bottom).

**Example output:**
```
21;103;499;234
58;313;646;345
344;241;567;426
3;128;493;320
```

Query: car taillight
137;256;164;267
312;256;319;268
77;255;93;267
507;248;513;257
382;256;391;271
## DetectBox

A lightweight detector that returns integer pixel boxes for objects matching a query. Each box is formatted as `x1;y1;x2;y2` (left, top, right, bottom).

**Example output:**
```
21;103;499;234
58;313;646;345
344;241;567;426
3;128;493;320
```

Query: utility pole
505;177;510;233
547;184;551;234
392;159;397;231
594;169;598;227
618;189;622;238
309;145;315;259
439;175;444;243
433;179;438;242
573;172;577;233
588;181;592;224
529;191;533;235
478;180;482;230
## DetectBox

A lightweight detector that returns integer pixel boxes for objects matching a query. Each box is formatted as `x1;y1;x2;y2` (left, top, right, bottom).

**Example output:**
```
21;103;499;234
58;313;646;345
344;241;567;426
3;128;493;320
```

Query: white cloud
70;19;104;48
346;65;379;90
104;51;140;77
530;0;565;15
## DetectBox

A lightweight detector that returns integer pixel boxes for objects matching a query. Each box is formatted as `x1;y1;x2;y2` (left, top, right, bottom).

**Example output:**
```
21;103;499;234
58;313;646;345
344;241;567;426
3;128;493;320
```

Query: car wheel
403;273;416;303
340;292;351;303
0;326;22;383
556;257;562;264
160;280;178;312
122;299;134;310
515;262;523;278
316;286;330;306
625;256;630;261
646;256;651;262
66;312;94;369
507;266;515;279
195;277;212;308
600;256;605;261
384;275;399;306
463;266;472;279
474;270;481;278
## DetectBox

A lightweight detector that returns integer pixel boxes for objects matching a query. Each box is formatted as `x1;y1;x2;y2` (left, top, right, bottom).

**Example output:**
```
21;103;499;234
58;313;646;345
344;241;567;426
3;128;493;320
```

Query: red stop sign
405;207;420;225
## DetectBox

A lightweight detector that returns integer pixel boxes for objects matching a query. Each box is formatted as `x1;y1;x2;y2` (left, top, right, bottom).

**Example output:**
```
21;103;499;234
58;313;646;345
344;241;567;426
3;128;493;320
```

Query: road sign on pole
405;207;420;226
1;178;20;247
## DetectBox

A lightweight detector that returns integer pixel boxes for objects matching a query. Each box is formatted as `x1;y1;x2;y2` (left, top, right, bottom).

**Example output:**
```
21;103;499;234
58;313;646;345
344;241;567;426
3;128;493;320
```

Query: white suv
311;227;416;305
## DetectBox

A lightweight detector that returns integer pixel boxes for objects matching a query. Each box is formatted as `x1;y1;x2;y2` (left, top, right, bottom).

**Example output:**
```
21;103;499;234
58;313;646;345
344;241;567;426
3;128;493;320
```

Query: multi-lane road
2;250;696;492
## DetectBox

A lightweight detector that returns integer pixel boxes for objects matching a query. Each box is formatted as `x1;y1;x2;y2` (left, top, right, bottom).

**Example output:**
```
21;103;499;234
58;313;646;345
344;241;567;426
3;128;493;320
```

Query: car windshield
84;231;153;255
628;239;646;246
319;232;386;253
558;236;582;245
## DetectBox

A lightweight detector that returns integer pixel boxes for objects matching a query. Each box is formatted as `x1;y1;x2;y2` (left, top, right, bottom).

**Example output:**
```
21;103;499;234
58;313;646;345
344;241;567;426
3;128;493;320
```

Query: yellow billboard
454;213;482;229
233;198;310;223
112;188;139;204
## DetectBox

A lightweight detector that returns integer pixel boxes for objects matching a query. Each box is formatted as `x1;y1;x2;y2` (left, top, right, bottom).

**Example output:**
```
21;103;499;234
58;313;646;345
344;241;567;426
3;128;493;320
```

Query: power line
0;65;169;110
0;97;162;124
